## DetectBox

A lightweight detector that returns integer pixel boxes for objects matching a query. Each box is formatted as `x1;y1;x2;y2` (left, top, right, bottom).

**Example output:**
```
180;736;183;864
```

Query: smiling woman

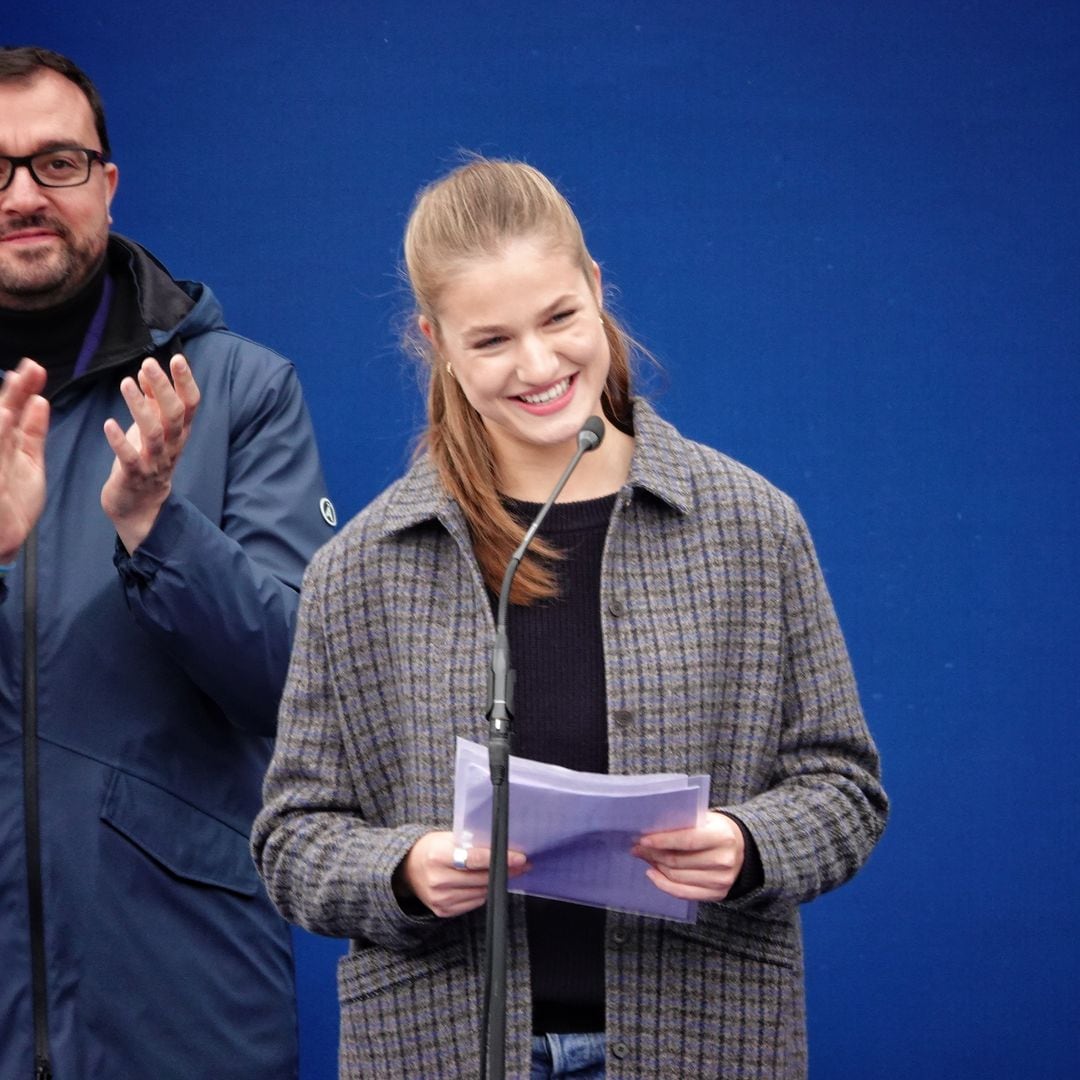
418;236;628;495
405;161;638;604
252;157;889;1080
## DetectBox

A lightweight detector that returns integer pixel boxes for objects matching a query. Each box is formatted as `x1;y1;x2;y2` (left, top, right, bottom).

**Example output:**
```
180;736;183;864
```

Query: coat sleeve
721;498;889;908
250;547;441;949
113;357;334;735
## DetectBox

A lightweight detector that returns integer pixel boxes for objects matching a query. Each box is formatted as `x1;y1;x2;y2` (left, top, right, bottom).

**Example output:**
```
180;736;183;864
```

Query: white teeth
520;377;570;405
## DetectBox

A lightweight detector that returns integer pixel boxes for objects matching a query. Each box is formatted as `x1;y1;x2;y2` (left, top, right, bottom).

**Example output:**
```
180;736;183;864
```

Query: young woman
253;158;888;1079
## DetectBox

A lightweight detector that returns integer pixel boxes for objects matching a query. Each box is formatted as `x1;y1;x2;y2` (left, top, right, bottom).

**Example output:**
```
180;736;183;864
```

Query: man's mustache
0;215;71;241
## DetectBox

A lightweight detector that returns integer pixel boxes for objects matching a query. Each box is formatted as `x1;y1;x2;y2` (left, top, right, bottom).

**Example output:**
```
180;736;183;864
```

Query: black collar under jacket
49;234;197;406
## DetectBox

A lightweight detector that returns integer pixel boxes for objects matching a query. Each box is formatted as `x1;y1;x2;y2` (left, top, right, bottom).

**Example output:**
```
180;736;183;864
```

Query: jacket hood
109;233;227;346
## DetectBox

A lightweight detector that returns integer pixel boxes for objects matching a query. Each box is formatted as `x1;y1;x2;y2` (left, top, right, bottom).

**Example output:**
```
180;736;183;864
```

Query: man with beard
0;47;335;1079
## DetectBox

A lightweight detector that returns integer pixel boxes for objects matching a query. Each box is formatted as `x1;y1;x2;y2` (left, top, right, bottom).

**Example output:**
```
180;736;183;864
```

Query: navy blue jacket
0;237;335;1079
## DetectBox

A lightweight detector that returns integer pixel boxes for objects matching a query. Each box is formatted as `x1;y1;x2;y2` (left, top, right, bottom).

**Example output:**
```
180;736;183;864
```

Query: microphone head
578;415;605;452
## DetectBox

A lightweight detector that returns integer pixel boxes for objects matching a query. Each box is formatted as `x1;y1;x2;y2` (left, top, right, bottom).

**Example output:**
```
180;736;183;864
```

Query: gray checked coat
253;401;888;1079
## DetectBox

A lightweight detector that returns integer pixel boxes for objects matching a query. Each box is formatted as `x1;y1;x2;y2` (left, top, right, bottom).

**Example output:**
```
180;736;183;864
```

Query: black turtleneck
0;260;108;398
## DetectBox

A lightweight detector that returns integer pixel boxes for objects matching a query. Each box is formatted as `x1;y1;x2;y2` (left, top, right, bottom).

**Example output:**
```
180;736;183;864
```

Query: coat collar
374;399;695;541
623;399;694;515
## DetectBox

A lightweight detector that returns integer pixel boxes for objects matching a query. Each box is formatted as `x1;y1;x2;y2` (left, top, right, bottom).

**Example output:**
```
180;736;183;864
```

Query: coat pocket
338;935;468;1003
337;937;480;1078
99;768;260;896
666;901;801;970
614;911;806;1077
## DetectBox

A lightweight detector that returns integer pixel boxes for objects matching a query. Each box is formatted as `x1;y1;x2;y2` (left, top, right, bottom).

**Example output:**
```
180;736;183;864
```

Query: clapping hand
101;354;201;553
0;359;49;563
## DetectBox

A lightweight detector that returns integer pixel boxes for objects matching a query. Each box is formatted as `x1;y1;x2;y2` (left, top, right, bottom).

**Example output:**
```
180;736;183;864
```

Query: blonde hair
404;158;634;604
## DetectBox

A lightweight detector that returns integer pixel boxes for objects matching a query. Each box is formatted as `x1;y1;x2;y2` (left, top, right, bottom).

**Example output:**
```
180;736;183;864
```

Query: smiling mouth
1;217;67;244
518;375;572;405
1;230;60;244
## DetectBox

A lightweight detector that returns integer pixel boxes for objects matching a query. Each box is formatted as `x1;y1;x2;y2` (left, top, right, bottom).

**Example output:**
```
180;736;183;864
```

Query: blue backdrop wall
7;3;1078;1077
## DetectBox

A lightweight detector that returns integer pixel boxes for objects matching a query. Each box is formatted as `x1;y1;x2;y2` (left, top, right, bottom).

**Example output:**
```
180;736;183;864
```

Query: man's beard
0;214;108;311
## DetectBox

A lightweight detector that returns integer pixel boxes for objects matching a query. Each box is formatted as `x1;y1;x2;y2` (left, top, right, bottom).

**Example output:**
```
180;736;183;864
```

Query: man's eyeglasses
0;148;108;192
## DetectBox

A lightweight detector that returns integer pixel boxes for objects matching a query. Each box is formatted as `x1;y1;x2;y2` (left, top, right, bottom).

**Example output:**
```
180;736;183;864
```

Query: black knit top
498;492;616;1035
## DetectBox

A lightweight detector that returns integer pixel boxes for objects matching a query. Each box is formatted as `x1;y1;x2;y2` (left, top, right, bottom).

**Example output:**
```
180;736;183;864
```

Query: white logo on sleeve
319;497;337;527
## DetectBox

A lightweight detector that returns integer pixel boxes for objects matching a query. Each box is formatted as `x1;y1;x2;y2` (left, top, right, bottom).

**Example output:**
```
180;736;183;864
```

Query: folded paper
452;737;710;922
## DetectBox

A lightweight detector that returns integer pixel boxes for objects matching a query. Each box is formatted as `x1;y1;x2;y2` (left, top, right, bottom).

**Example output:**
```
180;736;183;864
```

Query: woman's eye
550;309;576;324
473;335;506;350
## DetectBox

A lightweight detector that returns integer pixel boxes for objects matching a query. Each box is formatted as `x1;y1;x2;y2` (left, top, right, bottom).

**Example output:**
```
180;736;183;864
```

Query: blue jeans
530;1032;606;1079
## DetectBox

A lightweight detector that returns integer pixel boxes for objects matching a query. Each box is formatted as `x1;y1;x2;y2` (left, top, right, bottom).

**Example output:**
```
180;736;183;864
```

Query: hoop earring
446;362;454;378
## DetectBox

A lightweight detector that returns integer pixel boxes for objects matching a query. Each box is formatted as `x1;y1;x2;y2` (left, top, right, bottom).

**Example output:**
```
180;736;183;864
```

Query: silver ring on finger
451;845;470;871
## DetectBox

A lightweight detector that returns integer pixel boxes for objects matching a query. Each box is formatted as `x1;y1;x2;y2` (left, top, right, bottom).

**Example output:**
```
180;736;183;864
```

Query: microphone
481;415;605;1080
577;414;605;452
488;414;606;758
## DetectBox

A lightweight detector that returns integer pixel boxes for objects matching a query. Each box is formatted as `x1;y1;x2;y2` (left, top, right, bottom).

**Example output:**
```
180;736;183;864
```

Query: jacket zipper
22;528;53;1079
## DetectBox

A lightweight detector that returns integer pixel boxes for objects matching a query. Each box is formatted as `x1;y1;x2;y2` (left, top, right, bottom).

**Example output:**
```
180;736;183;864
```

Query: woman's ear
418;314;435;343
590;260;603;307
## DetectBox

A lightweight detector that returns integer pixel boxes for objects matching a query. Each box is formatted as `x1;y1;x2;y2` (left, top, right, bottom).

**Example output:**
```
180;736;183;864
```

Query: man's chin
0;255;82;311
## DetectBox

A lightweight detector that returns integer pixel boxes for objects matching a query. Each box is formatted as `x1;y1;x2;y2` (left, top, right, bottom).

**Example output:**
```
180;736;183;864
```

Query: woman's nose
514;335;559;384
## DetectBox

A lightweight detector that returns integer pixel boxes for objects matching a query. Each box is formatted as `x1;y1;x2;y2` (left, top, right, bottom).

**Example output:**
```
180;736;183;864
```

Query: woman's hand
395;830;528;918
632;811;746;902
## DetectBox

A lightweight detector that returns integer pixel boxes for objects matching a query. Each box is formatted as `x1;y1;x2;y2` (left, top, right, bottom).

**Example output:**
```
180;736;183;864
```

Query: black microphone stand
480;417;605;1080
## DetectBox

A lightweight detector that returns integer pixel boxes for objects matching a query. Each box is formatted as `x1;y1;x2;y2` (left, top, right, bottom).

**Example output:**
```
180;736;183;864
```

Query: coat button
611;928;630;945
612;709;634;728
611;1041;630;1059
607;598;627;617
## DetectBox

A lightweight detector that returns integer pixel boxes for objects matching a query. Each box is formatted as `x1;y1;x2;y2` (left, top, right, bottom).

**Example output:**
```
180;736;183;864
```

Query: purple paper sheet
452;739;710;923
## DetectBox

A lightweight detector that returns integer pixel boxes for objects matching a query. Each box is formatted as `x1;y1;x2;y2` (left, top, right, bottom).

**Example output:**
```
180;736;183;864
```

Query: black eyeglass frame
0;148;109;192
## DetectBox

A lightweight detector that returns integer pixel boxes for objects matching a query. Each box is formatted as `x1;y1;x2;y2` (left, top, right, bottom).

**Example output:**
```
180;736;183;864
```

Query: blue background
7;2;1078;1076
